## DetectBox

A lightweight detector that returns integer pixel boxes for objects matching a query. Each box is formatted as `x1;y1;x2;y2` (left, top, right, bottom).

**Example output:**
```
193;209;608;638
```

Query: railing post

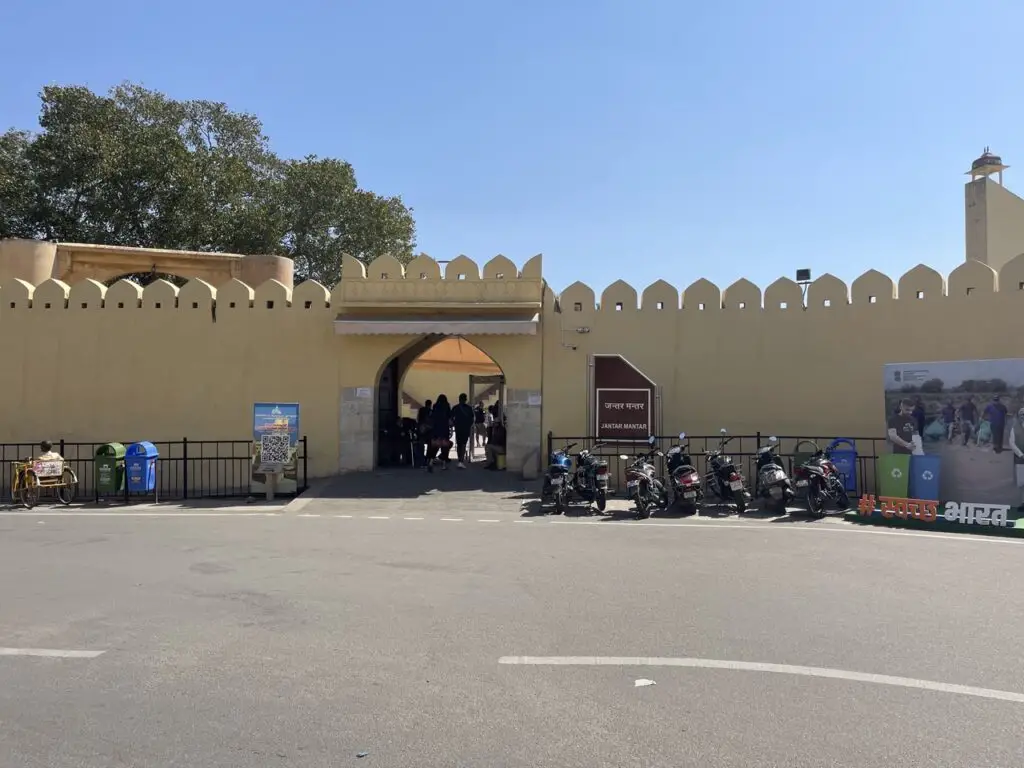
302;435;308;492
546;431;552;459
182;437;189;500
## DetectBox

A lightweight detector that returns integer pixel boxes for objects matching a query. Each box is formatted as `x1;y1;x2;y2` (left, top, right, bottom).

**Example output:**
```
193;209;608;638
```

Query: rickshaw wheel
56;469;77;505
19;473;40;509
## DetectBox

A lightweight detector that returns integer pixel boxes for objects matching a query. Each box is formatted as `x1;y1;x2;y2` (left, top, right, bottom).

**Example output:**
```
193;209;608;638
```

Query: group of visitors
890;394;1019;453
407;395;506;472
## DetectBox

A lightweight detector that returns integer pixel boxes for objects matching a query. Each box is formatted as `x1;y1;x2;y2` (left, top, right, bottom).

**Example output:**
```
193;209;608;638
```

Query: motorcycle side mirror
719;428;727;434
648;436;656;446
769;436;778;444
678;432;686;440
619;454;629;460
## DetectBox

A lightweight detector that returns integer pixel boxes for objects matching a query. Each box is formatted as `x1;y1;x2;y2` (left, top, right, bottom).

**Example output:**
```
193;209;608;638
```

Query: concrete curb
281;478;335;514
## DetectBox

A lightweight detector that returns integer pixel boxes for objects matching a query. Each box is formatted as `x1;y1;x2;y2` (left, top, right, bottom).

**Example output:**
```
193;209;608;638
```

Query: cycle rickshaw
9;457;78;509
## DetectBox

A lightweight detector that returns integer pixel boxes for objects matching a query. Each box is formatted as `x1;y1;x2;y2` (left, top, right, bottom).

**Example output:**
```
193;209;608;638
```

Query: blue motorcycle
542;441;577;515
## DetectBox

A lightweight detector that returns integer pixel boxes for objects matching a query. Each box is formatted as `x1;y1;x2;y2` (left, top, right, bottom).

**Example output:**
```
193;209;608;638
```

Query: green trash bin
95;443;126;496
878;453;911;498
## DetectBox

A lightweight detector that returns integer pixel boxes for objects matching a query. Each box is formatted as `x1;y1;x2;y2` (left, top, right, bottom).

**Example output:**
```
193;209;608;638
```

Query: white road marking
0;512;279;517
0;511;1017;545
544;519;1022;544
367;516;390;520
478;519;500;523
0;648;105;659
497;656;1024;704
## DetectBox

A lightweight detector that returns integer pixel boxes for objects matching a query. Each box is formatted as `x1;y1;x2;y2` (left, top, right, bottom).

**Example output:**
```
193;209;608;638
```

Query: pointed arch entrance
376;336;506;468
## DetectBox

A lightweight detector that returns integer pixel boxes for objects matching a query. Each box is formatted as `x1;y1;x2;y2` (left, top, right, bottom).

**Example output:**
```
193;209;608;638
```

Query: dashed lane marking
0;648;106;659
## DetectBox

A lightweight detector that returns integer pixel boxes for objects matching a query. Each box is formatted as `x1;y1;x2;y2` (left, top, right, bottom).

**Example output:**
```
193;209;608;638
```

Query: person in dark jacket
426;394;452;472
451;393;475;468
415;399;432;467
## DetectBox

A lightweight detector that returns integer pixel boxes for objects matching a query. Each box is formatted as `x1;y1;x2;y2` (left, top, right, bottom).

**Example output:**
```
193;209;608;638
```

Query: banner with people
877;359;1024;530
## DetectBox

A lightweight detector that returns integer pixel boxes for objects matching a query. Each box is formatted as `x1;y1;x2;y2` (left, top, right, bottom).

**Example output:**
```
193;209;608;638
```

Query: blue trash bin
909;454;941;501
827;438;858;493
126;442;159;494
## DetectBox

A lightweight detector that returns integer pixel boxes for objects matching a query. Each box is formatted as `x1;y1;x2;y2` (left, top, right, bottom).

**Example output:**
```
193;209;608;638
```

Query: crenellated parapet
335;253;544;313
554;258;1018;314
3;256;1022;318
0;253;545;314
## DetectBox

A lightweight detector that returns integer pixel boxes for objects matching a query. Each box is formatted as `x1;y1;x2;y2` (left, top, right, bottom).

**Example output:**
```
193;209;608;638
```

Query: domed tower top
967;147;1009;184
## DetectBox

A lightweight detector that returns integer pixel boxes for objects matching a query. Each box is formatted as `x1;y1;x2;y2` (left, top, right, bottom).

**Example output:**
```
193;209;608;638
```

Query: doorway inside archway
376;336;506;469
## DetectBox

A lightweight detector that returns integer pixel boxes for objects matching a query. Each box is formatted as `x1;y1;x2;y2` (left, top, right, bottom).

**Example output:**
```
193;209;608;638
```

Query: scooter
666;432;702;512
621;436;668;520
701;428;749;514
753;435;794;513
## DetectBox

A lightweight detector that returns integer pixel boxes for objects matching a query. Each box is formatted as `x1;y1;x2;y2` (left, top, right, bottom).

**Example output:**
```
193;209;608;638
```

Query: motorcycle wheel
595;489;607;513
806;478;825;517
634;495;649;520
834;484;850;511
553;490;565;515
733;492;746;515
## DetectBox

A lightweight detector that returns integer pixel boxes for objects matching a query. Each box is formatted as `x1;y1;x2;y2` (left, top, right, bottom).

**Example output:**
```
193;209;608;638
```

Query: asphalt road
1;509;1022;767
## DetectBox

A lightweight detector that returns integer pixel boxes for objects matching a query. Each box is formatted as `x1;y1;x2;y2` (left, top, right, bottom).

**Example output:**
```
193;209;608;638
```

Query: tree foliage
0;83;415;285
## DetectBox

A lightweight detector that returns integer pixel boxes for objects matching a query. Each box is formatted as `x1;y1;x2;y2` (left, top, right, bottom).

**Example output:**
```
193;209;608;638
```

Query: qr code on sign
260;433;291;465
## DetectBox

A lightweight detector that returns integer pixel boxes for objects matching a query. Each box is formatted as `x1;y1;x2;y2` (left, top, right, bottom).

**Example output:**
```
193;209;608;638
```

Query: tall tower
964;148;1024;273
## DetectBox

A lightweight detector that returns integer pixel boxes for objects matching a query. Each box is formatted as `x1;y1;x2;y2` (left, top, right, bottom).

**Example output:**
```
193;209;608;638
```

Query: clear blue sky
3;0;1022;294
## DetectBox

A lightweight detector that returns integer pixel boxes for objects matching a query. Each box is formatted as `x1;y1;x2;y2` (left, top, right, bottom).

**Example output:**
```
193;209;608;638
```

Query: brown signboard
596;388;652;440
593;355;657;440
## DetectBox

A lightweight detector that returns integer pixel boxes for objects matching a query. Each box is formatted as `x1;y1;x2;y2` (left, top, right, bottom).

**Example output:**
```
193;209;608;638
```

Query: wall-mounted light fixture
575;327;591;334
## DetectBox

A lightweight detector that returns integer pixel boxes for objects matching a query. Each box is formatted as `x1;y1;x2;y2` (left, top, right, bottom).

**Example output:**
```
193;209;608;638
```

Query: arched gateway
332;253;544;477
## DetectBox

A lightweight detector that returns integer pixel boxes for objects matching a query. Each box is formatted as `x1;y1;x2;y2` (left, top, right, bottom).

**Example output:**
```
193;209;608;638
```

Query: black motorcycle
666;431;702;512
753;435;794;513
621;436;668;520
701;428;748;514
572;444;610;512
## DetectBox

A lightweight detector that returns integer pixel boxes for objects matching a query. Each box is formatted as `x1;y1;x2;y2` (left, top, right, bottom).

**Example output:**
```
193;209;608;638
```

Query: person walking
985;395;1008;453
426;394;452;473
416;399;432;468
452;393;476;468
473;402;487;450
958;397;978;447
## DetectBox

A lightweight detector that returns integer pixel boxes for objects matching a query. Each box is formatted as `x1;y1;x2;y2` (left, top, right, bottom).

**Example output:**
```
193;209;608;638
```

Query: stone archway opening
376;335;506;469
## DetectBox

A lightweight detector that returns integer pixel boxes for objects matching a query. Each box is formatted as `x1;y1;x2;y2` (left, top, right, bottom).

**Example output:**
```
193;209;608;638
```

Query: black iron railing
546;433;885;496
1;437;309;502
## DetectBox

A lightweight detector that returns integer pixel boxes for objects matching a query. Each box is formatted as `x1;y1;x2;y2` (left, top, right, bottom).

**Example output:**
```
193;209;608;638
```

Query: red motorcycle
794;443;850;517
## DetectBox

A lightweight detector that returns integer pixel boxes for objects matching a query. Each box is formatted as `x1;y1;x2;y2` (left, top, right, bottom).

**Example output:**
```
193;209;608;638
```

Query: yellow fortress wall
3;241;1024;481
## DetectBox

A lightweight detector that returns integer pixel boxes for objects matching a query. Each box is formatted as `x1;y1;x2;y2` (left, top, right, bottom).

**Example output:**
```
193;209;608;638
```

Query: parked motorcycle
572;444;610;512
793;442;850;517
542;441;576;515
666;432;702;512
753;435;794;512
620;436;668;520
701;428;749;514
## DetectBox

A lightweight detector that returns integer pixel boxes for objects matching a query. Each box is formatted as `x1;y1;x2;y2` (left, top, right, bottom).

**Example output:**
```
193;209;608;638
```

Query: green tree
920;378;944;393
0;82;415;285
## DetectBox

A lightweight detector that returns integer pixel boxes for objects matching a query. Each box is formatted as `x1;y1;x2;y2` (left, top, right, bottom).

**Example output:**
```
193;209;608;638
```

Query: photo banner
879;359;1024;530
